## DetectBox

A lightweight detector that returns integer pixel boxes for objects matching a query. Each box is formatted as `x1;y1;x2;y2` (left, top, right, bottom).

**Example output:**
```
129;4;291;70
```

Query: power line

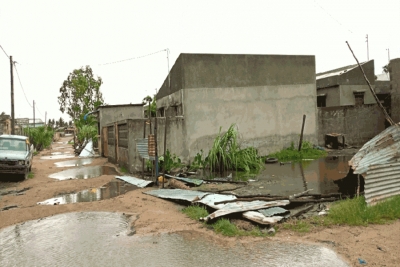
313;0;354;34
13;63;33;108
99;49;167;66
0;44;9;59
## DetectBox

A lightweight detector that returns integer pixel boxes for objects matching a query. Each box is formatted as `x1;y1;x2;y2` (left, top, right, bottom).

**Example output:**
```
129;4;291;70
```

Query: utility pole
366;34;369;61
33;100;35;128
10;56;15;135
387;48;390;62
45;111;47;126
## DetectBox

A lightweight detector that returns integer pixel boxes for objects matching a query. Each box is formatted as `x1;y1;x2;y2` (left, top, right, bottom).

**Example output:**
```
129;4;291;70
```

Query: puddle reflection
0;212;349;267
54;158;93;167
37;180;137;205
49;166;118;180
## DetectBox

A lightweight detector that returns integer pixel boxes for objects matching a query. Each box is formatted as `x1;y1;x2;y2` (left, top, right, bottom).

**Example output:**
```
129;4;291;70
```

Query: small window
354;92;365;106
317;95;327;107
158;107;165;117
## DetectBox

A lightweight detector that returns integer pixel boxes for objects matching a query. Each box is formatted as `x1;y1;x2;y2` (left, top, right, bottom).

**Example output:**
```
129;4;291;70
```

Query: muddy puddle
202;156;352;197
37;180;137;205
49;165;119;180
54;158;93;167
40;154;75;160
0;212;349;267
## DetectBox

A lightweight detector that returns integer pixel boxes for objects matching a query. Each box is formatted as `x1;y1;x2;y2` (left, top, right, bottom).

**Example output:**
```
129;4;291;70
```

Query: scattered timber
289;197;337;203
202;179;248;185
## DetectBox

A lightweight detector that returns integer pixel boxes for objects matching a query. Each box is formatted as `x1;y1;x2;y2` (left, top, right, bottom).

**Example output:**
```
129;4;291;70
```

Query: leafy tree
58;65;104;144
58;65;104;123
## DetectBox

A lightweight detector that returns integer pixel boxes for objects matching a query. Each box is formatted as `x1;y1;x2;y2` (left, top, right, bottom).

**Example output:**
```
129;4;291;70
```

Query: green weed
280;220;311;233
28;172;34;179
268;141;327;162
182;205;209;221
324;196;400;226
120;166;128;173
213;218;240;236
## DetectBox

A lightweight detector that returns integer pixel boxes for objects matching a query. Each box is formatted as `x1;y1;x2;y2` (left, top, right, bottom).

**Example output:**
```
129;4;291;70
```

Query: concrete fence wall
318;104;385;146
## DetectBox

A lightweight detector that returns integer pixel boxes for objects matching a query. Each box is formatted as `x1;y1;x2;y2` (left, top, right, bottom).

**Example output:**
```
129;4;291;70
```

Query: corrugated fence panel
136;138;155;160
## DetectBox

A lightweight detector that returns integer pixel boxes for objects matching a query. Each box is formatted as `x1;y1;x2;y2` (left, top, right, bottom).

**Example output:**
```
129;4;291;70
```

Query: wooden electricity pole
10;56;15;135
33;100;35;128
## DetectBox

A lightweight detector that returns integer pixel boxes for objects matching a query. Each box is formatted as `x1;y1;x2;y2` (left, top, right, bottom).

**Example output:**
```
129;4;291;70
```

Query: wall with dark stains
318;104;385;146
389;58;400;123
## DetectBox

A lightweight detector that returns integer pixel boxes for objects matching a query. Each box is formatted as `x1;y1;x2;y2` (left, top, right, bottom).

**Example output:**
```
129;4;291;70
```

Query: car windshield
0;138;27;152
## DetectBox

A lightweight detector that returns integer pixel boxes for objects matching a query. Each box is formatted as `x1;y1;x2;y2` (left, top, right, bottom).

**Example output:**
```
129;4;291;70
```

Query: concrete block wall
318;104;385;146
389;58;400;123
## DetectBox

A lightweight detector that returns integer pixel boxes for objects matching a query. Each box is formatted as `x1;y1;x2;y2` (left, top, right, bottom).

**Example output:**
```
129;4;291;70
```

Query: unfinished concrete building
154;53;318;164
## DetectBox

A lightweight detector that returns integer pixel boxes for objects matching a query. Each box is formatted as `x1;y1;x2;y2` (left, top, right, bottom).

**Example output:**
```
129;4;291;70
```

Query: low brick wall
318;104;385;146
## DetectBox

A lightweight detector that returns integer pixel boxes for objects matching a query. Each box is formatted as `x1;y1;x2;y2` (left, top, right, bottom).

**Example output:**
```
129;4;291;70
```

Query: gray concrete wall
340;85;377;106
99;105;144;131
318;104;385;146
389;58;400;123
184;84;318;159
317;86;340;107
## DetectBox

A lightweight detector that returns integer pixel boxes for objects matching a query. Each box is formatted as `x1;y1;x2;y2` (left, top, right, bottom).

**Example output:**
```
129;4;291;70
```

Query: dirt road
0;136;398;267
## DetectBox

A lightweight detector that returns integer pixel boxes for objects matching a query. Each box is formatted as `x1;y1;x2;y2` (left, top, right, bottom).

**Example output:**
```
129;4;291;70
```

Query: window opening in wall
317;94;327;107
353;92;365;106
170;104;182;116
158;107;165;117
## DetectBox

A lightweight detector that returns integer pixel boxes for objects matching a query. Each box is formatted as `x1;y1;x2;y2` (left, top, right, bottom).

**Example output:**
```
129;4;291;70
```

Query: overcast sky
1;0;399;122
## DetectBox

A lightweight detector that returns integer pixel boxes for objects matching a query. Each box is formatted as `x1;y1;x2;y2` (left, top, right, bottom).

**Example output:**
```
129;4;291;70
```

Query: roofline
98;103;145;109
179;52;315;57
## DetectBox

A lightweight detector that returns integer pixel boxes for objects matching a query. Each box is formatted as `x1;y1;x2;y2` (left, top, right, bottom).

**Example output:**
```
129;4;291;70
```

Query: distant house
0;114;11;135
316;60;376;107
389;58;400;123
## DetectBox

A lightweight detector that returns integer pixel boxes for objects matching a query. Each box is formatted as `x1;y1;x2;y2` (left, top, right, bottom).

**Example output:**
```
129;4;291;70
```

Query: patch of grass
120;166;128;173
182;205;209;221
68;141;74;145
324;196;400;226
280;220;311;233
213;218;240;236
33;151;39;156
28;172;34;179
268;141;327;162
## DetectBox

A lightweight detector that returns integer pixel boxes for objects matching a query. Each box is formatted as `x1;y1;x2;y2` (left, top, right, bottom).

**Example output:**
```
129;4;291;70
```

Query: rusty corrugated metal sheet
144;189;209;202
136;138;155;160
116;176;153;188
195;194;237;209
349;123;400;205
165;174;203;186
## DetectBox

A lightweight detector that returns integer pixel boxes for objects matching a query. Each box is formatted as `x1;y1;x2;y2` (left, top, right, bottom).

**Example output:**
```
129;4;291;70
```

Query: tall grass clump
24;126;54;151
325;196;400;226
182;205;209;221
268;141;327;162
77;125;98;144
206;124;263;173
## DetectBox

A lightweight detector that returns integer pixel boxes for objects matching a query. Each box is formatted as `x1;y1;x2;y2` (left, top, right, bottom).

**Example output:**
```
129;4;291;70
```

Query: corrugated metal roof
258;207;289;217
116;175;153;188
136;138;155;160
349;123;400;205
242;211;284;225
204;200;290;221
144;189;209;202
165;174;203;186
195;194;237;209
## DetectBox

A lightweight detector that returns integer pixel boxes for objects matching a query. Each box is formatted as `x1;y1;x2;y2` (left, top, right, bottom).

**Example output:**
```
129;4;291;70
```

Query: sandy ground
0;136;399;267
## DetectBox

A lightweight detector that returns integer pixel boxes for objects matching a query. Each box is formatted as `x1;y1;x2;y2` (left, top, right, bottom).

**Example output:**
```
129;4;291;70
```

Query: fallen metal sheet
116;176;153;188
144;189;209;202
349;123;400;205
204;200;290;221
136;138;155;160
165;174;203;186
242;211;284;225
79;139;95;157
258;207;289;217
195;194;237;210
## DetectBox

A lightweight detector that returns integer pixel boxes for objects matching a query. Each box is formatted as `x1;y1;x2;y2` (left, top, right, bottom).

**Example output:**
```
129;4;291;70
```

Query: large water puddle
40;154;75;160
49;166;118;180
54;158;93;167
0;212;349;267
203;156;352;197
37;180;137;205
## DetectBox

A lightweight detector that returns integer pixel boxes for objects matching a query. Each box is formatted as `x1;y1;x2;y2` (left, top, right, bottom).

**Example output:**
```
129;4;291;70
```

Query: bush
24;126;54;151
268;141;327;161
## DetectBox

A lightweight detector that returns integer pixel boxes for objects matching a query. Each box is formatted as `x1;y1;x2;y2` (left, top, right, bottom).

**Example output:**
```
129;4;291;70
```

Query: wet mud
0;212;349;267
49;166;119;180
37;180;138;205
